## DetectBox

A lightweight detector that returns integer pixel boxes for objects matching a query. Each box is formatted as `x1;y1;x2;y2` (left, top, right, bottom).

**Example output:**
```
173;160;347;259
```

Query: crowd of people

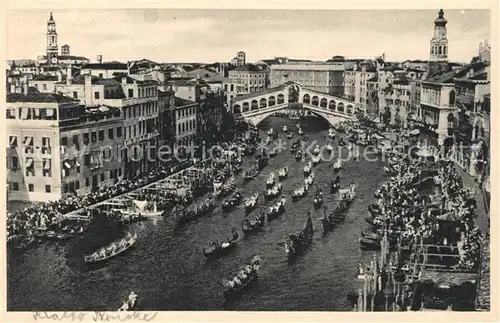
7;160;196;240
371;148;483;271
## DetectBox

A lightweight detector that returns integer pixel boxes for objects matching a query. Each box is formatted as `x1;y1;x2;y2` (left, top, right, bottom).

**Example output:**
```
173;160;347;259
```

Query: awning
75;161;80;167
46;109;54;117
64;161;71;169
9;136;17;145
437;212;459;222
26;158;34;167
20;108;29;120
409;129;420;136
34;108;40;117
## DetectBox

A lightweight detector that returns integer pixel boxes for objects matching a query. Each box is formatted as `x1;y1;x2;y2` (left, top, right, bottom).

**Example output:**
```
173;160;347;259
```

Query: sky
6;9;490;63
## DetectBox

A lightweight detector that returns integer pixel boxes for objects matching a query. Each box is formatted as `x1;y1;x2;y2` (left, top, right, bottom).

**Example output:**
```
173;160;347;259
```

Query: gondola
84;232;137;264
312;155;320;165
331;176;340;193
313;145;320;155
266;173;276;188
266;197;287;221
241;214;265;235
295;151;302;161
203;231;239;259
257;154;268;170
313;189;323;209
333;159;342;173
303;162;312;176
222;191;242;211
244;167;259;181
223;256;260;300
282;125;288;133
368;203;382;217
339;184;356;204
360;230;380;241
244;193;259;213
321;202;348;231
269;147;278;157
287;133;293;139
359;237;381;251
285;216;313;258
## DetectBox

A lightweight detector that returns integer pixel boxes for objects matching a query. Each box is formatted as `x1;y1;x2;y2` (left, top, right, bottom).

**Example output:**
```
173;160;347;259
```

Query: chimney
121;76;127;84
84;72;92;106
97;55;102;64
66;65;72;85
57;71;62;83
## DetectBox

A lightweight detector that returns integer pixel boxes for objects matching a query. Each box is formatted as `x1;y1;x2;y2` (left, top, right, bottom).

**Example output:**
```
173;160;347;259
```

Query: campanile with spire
46;12;59;64
428;9;449;75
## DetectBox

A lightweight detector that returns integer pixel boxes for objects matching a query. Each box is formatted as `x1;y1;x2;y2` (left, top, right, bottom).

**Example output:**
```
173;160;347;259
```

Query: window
118;167;122;177
117;127;122;138
11;156;19;170
45;185;51;193
43;84;47;91
75;180;80;190
108;128;114;140
100;173;105;181
84;154;91;167
42;158;52;177
85;177;90;187
128;89;134;98
94;91;100;99
28;184;34;192
83;133;90;145
6;108;16;119
61;136;68;147
91;131;97;143
99;73;103;78
9;136;17;147
12;182;19;191
72;135;79;150
73;91;78;99
98;130;104;141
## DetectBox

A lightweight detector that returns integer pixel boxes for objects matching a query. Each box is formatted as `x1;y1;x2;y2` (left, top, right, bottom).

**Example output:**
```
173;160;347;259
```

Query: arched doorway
303;94;310;104
320;98;328;108
449;90;456;106
288;85;299;103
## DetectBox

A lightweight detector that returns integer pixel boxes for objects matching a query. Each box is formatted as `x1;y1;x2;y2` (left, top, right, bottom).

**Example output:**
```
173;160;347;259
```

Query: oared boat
178;198;215;223
361;230;380;241
266;173;276;188
223;256;260;300
269;147;278;157
313;189;323;209
222;191;242;211
321;202;348;232
241;213;265;235
118;292;138;311
244;166;259;181
278;166;288;180
312;155;320;165
264;183;283;200
333;159;342;173
266;197;287;221
338;138;346;146
339;184;356;204
368;203;382;216
244;193;259;213
285;215;313;258
359;237;381;250
303;162;312;176
84;232;137;264
203;231;239;259
292;184;309;201
295;151;302;161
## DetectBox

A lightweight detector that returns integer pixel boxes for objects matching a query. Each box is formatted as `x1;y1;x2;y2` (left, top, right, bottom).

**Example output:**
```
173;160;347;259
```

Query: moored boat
331;175;340;193
222;191;242;211
359;237;381;250
241;213;265;235
84;232;137;264
313;189;323;209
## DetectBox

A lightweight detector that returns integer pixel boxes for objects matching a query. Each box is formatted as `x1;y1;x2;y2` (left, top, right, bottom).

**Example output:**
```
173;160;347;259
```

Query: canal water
7;116;387;311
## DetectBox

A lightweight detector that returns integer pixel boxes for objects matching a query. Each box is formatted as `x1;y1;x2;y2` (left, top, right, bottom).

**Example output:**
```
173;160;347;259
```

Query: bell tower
428;9;449;75
46;12;59;64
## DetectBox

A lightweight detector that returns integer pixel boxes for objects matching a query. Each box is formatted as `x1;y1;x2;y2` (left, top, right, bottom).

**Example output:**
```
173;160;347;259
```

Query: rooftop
31;75;59;82
230;64;263;72
7;88;77;104
174;96;196;107
81;61;128;70
58;55;89;61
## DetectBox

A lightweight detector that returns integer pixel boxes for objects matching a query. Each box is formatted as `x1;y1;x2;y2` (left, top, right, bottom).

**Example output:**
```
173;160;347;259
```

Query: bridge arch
251;100;258;111
233;104;241;114
303;94;310;104
312;96;319;106
277;94;285;104
337;102;345;113
269;96;276;106
242;102;249;112
320;98;328;108
260;97;267;108
329;100;336;111
346;104;354;115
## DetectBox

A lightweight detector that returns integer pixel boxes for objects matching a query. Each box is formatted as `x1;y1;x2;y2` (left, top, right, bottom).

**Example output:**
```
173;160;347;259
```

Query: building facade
228;64;267;94
270;62;344;96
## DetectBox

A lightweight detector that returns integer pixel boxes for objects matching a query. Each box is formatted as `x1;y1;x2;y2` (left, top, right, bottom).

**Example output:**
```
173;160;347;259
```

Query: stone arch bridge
231;82;357;126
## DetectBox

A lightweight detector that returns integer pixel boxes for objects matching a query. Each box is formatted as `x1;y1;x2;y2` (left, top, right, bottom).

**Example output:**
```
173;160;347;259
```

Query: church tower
428;9;449;76
46;12;59;64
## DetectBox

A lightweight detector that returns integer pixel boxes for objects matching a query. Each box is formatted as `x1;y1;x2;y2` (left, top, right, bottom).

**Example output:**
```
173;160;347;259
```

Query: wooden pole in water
363;275;368;312
358;288;363;312
372;258;377;311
